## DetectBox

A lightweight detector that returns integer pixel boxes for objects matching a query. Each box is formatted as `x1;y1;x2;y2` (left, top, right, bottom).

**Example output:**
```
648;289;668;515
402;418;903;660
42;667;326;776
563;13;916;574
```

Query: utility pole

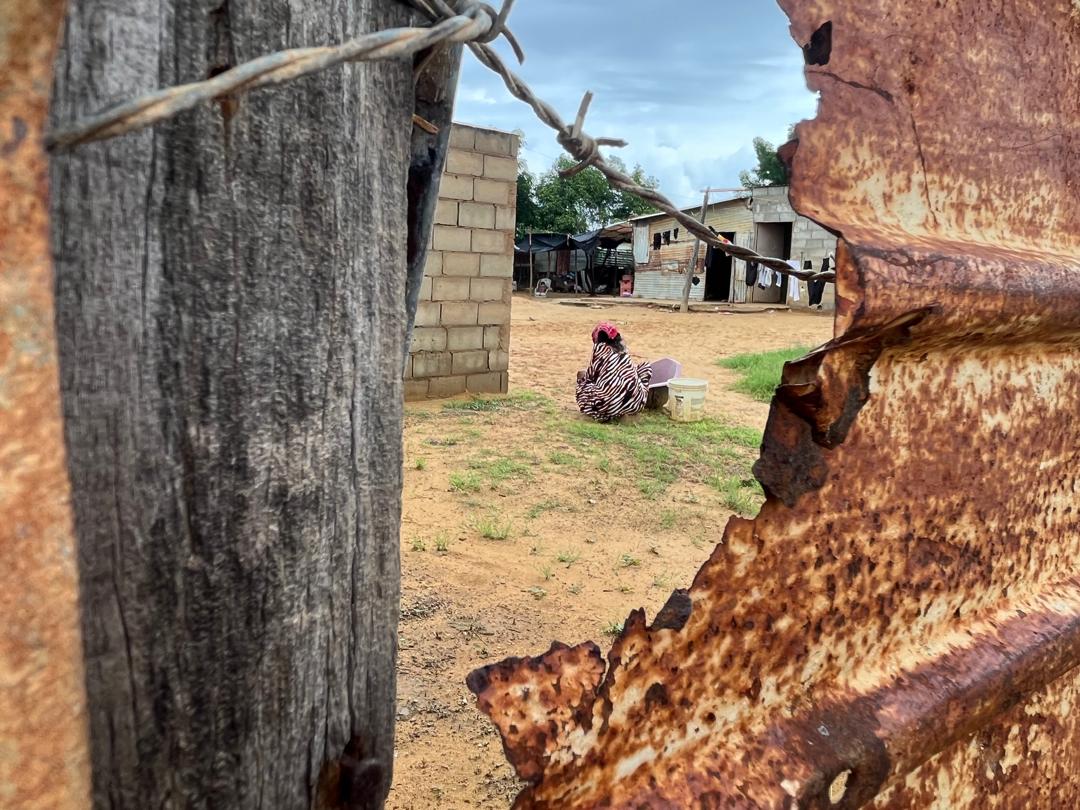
680;187;740;313
528;229;534;293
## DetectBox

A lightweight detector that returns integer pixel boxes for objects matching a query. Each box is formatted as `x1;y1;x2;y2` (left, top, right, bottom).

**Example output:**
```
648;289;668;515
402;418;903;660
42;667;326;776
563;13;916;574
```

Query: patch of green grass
414;457;427;471
474;513;513;541
526;499;562;519
564;420;618;444
556;550;580;568
467;456;532;487
539;565;555;581
568;583;583;595
616;584;633;594
602;620;624;637
410;538;426;552
653;573;672;590
717;346;812;403
618;553;642;569
658;510;678;530
528;586;547;600
449;471;482;492
426;436;461;447
548;450;580;467
558;411;759;499
710;475;765;517
443;392;550;413
434;534;450;554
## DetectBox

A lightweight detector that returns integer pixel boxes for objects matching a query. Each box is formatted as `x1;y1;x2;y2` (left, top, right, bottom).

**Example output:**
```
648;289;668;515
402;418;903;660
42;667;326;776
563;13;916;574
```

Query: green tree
515;155;659;238
515;168;541;240
739;126;797;188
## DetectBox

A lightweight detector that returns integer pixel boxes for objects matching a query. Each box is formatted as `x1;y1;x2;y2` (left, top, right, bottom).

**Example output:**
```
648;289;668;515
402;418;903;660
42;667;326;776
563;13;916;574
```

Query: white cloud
452;1;818;209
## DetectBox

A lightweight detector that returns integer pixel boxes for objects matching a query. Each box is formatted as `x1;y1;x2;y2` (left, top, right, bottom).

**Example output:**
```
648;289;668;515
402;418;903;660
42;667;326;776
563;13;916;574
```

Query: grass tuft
717;346;812;402
474;513;513;540
449;471;482;492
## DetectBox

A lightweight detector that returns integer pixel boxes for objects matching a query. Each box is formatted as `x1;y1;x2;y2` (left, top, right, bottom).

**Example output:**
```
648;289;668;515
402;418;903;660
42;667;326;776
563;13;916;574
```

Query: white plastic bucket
666;377;709;423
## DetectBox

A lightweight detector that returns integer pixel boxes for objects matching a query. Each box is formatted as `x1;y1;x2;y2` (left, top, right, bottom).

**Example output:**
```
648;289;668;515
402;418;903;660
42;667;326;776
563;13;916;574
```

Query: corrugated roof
629;193;753;224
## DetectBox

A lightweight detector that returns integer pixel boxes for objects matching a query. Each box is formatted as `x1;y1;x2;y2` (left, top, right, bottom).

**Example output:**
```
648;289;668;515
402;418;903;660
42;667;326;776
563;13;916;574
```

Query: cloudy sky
453;0;818;209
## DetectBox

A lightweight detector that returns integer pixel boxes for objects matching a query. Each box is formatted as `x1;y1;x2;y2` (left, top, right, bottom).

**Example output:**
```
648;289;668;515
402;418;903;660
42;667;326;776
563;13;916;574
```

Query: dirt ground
389;296;833;809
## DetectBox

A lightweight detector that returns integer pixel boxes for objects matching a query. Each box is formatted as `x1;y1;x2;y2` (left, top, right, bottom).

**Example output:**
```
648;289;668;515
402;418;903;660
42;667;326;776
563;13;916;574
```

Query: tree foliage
515;155;659;239
739;138;789;188
739;126;797;189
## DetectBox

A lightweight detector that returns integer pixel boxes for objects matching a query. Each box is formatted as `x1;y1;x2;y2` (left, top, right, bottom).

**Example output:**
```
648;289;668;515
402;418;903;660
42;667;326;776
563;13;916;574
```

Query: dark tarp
514;233;569;254
514;226;630;255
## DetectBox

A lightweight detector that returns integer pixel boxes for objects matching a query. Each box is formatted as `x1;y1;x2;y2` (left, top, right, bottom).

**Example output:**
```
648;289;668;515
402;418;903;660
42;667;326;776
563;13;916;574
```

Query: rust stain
468;0;1080;806
0;0;91;807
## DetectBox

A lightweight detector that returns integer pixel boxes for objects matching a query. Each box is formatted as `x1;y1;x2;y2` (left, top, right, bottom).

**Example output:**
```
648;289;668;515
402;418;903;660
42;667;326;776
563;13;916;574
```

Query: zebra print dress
575;343;653;422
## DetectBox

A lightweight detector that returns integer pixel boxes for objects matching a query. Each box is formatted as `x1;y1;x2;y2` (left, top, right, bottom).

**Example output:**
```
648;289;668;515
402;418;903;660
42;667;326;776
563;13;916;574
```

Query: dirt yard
389;296;833;808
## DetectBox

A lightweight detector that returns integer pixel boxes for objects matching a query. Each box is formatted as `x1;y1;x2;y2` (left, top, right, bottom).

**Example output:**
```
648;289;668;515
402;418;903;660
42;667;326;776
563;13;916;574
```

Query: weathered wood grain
49;1;441;806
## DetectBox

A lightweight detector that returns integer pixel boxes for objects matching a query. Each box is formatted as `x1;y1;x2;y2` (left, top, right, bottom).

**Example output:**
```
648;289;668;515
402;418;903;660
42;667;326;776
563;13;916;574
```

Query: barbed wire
46;0;834;283
46;1;523;150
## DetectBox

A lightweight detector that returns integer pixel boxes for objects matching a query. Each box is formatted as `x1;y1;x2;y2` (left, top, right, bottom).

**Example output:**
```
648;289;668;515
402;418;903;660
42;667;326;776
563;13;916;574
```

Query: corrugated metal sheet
0;1;92;806
469;0;1080;807
632;270;705;302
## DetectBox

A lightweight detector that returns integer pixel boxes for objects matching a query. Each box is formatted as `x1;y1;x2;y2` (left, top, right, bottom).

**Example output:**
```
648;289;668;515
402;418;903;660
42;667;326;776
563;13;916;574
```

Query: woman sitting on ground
575;322;652;422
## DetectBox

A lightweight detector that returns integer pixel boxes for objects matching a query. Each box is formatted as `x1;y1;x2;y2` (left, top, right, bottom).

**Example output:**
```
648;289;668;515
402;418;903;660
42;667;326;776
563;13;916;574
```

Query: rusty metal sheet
468;0;1080;806
0;0;91;806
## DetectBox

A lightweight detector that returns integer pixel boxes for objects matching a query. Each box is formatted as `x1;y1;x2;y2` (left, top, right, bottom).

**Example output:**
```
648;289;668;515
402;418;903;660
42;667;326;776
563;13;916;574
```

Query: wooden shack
630;196;754;303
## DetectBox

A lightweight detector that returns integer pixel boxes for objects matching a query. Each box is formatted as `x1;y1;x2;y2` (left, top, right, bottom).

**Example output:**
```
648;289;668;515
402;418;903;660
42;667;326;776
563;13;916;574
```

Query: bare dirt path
389;296;833;808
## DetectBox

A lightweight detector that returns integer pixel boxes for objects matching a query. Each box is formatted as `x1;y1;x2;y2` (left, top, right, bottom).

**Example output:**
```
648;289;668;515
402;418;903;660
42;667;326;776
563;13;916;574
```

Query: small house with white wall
629;186;837;309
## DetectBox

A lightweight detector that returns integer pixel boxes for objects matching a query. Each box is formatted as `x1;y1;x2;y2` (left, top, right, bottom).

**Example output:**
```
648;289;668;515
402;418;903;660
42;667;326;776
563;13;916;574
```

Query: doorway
749;222;792;304
704;231;736;301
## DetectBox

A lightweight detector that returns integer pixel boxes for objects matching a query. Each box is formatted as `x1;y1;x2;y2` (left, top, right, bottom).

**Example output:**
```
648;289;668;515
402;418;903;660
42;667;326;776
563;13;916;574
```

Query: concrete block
477;302;511;326
458;202;495;229
467;371;506;394
470;277;506;301
432;277;471;301
452;350;490;375
488;349;510;372
449;125;475;151
472;229;507;254
434;199;457;226
483;155;518;181
427;375;468;398
412;351;452;378
484;325;508;350
447;326;485;351
415;301;441;327
495;206;516;231
759;212;781;223
440;301;479;326
479;253;513;278
442;252;480;277
440;174;473;200
474;129;513;156
410;327;446;353
424;250;442;276
419;276;432;301
474;178;512;205
404;379;430;401
433;225;471;252
447;148;484;177
404;356;412;379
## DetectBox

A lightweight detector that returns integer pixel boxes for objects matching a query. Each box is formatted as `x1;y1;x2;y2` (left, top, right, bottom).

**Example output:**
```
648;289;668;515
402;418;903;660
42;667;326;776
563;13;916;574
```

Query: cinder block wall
752;186;837;311
406;124;519;400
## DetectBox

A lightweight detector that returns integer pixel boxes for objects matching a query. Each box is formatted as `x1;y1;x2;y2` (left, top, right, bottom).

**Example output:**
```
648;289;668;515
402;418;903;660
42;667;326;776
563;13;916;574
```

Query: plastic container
666;377;709;423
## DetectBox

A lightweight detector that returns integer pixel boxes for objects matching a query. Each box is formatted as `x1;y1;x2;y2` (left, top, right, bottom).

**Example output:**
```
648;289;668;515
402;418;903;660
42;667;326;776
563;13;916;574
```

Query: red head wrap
592;322;620;343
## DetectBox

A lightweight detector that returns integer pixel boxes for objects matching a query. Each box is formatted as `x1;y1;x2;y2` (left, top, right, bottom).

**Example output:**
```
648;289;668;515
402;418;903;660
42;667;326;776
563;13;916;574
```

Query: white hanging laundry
787;260;801;302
